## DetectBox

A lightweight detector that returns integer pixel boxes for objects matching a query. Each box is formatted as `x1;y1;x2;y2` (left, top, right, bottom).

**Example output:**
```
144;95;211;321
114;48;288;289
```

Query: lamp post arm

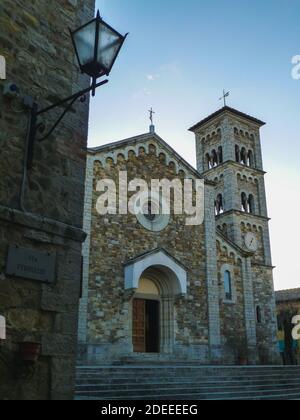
38;94;80;143
27;79;109;168
37;79;109;116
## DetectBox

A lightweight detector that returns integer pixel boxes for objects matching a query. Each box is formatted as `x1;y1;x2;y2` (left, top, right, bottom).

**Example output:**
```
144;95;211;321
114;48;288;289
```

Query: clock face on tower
244;232;258;252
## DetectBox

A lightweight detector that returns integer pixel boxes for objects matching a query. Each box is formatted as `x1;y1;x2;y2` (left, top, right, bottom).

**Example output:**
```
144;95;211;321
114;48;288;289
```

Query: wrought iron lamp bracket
26;79;108;169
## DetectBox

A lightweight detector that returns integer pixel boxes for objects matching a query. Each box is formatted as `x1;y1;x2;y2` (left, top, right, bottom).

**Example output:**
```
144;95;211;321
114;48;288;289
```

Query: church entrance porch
124;249;188;360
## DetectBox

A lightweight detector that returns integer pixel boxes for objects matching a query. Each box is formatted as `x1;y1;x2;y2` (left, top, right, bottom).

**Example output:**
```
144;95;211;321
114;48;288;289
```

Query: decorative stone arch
124;146;138;159
148;143;158;155
125;250;187;355
124;249;187;296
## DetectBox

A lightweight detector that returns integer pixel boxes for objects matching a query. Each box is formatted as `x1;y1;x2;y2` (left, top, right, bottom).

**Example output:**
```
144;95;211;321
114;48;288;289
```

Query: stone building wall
0;0;94;400
82;142;210;363
216;242;247;363
252;265;279;363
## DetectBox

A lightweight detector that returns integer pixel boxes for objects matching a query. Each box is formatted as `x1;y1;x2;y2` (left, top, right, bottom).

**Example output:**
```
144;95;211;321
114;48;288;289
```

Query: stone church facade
78;106;280;365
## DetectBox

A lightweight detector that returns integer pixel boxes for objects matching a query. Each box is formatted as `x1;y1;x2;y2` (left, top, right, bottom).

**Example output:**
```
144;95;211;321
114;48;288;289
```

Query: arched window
218;146;223;164
212;150;218;167
240;148;247;165
215;194;224;215
241;192;248;212
256;306;262;324
235;145;240;163
224;271;232;301
248;194;255;214
206;153;212;170
248;150;254;167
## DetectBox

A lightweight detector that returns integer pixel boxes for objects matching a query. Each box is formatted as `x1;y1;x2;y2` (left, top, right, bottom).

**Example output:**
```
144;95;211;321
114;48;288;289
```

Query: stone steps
75;365;300;401
76;379;300;391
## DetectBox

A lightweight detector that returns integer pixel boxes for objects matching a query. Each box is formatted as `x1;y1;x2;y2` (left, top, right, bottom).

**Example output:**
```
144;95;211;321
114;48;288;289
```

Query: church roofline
87;131;215;185
275;288;300;303
88;132;154;154
188;106;266;132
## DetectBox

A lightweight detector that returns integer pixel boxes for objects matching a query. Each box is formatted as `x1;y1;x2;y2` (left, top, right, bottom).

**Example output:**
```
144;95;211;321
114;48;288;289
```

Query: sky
89;0;300;291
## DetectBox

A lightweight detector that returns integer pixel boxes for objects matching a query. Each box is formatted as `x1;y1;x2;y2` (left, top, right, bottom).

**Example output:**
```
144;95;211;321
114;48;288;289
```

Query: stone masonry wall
216;241;247;363
252;265;279;364
0;0;93;225
0;0;94;399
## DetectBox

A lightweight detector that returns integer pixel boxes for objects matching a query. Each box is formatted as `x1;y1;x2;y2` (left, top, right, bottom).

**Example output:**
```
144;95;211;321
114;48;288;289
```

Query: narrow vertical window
215;194;224;215
241;148;247;165
241;192;248;212
206;153;211;170
212;150;218;167
224;271;232;301
218;146;223;164
256;306;262;324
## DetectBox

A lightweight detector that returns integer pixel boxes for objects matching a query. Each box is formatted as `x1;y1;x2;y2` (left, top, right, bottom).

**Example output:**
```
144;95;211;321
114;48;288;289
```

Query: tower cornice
215;210;271;222
202;161;267;177
189;106;266;133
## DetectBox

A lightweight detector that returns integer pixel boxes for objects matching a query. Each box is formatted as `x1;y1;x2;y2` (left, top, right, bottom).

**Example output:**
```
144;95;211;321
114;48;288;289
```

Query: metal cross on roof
149;107;155;125
219;90;230;107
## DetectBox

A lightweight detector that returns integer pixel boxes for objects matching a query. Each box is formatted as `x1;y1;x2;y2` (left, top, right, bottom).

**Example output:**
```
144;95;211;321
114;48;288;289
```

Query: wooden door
132;299;146;353
146;300;160;353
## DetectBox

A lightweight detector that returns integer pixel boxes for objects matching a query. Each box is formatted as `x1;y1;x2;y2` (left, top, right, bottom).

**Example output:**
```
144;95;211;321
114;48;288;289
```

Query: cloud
147;73;160;81
146;64;181;84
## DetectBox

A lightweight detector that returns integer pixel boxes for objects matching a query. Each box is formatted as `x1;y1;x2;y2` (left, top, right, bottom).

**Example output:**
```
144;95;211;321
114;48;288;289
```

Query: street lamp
71;11;128;96
27;10;128;168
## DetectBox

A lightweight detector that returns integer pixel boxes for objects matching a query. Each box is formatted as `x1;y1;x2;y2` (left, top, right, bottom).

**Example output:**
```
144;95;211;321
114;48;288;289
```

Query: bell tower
190;106;279;364
189;106;272;266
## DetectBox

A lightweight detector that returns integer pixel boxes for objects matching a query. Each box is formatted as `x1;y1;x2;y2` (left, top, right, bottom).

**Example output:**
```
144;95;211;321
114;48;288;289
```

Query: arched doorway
124;249;187;356
132;266;179;355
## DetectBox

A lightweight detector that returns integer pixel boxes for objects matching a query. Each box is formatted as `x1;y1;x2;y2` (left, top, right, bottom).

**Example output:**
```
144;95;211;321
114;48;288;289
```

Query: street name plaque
6;246;56;283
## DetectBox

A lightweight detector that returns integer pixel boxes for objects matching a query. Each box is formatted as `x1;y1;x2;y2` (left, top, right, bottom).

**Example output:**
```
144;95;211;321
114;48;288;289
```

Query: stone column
221;118;235;162
161;296;174;354
223;167;239;211
196;133;205;174
257;177;268;218
204;183;222;362
261;222;273;266
78;155;94;348
241;257;258;364
254;132;263;171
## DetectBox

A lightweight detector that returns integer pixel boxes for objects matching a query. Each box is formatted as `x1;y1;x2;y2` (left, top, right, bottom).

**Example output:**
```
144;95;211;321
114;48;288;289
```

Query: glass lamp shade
71;11;127;78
